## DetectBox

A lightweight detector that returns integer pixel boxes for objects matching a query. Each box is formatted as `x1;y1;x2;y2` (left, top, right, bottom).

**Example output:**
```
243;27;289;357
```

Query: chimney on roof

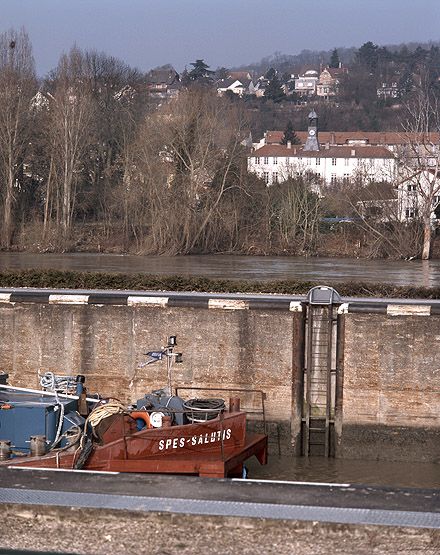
287;141;292;149
331;132;335;145
351;149;356;156
325;142;330;150
293;147;297;154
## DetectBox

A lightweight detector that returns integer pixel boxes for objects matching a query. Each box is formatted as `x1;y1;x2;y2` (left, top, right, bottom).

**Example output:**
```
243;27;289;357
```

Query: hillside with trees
1;28;440;259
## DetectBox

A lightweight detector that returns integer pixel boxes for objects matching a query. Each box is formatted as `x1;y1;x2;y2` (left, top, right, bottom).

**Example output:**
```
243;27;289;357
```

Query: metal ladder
302;286;341;457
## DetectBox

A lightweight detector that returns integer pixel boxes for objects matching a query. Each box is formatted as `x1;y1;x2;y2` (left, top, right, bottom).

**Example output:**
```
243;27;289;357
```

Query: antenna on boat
140;335;183;395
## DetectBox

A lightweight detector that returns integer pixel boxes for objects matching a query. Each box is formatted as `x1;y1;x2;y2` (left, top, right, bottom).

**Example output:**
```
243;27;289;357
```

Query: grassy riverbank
0;269;438;299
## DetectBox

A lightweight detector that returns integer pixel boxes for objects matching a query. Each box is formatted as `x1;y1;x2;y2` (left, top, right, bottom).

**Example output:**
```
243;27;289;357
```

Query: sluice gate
302;287;342;457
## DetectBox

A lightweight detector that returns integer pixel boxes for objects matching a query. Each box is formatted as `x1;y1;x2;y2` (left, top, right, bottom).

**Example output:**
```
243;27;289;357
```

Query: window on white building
407;184;417;192
405;208;417;218
332;158;337;166
273;157;278;165
343;173;350;184
273;172;278;183
316;158;321;165
306;158;311;165
331;174;337;185
263;172;270;184
264;157;269;164
344;158;350;166
255;157;260;164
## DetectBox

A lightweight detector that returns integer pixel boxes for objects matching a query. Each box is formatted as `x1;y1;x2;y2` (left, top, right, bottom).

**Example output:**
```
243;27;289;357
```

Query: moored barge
0;373;267;478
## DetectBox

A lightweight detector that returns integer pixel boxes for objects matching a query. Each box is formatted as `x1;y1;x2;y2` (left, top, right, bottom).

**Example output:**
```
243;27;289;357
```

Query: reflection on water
247;456;440;488
2;252;440;287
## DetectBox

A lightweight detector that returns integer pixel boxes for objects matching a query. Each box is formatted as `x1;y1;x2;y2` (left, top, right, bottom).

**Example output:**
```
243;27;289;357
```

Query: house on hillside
377;82;400;100
316;66;348;100
145;66;180;98
216;78;253;97
294;69;319;97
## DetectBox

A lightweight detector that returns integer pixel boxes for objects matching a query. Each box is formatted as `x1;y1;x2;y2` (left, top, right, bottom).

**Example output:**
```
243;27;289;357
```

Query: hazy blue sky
2;0;440;76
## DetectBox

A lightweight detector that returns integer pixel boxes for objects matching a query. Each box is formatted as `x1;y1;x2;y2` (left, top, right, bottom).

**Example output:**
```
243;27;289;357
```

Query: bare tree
46;47;95;241
397;85;440;259
324;179;424;259
274;176;321;253
0;28;36;247
130;89;250;254
80;51;146;238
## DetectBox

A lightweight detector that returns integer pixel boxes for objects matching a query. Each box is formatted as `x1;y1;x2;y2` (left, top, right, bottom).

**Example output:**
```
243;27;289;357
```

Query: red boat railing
174;387;267;433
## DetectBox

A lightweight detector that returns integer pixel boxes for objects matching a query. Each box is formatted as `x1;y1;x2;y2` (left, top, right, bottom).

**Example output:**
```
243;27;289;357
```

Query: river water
1;252;440;287
247;456;440;488
1;251;439;487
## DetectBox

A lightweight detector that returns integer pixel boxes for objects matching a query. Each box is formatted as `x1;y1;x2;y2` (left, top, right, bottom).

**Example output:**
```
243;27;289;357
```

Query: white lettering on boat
158;428;232;451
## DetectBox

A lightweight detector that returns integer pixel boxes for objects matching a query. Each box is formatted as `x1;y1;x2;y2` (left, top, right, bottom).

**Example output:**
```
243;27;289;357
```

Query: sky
2;0;440;76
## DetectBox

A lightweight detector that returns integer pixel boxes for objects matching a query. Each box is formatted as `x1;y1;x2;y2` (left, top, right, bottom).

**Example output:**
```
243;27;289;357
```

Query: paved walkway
1;467;439;528
1;468;439;555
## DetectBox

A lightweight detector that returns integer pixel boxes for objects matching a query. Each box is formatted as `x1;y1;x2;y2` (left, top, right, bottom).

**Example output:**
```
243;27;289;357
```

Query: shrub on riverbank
0;269;438;299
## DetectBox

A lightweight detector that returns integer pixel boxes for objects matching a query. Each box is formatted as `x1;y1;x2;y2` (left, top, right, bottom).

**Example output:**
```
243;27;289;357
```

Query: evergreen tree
188;59;214;82
281;120;301;145
329;49;340;68
356;41;379;72
265;74;286;103
265;67;276;80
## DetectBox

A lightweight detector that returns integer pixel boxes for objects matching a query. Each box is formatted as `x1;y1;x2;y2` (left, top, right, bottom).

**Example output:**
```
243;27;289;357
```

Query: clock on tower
304;110;320;151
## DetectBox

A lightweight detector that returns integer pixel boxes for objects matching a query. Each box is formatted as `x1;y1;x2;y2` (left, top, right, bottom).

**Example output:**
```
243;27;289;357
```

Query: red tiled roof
228;71;252;80
265;131;284;143
264;130;440;146
326;67;348;77
250;144;395;159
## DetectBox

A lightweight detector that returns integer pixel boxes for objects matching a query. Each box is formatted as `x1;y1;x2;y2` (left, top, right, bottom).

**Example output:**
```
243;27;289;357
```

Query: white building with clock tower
248;111;396;187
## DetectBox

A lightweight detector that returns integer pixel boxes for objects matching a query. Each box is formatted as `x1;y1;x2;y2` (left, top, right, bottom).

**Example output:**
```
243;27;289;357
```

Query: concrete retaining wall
339;306;440;462
0;291;439;461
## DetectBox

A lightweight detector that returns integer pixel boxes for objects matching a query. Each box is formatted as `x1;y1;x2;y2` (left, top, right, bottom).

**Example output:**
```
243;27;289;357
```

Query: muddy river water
1;252;440;287
247;456;440;488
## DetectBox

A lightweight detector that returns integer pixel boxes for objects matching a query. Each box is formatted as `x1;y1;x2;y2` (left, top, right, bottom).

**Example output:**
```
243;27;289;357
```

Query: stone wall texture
0;293;439;461
340;312;440;462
